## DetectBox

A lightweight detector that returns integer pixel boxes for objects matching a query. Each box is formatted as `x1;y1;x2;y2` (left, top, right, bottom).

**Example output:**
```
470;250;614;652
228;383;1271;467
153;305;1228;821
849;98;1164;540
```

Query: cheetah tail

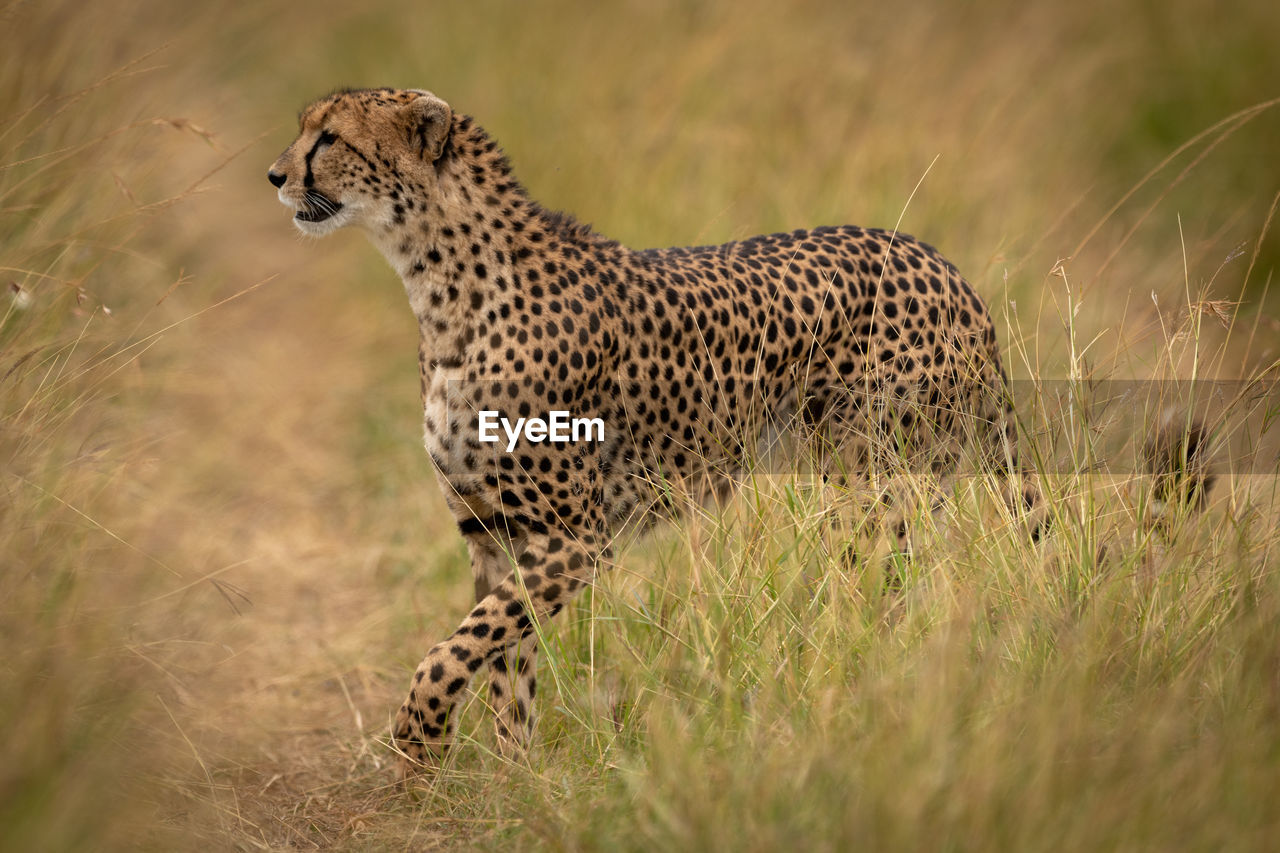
1142;417;1216;515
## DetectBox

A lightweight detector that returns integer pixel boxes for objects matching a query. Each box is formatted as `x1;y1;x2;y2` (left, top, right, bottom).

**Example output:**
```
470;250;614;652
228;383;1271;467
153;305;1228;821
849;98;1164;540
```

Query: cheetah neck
366;116;616;369
362;117;526;365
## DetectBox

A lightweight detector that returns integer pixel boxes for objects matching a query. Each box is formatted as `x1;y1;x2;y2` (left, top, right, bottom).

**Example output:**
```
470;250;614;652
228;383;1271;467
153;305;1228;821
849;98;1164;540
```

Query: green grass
2;0;1279;849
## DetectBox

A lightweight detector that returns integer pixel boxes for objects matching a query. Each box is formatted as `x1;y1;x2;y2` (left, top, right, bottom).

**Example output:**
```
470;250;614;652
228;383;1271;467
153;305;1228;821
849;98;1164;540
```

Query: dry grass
2;0;1279;849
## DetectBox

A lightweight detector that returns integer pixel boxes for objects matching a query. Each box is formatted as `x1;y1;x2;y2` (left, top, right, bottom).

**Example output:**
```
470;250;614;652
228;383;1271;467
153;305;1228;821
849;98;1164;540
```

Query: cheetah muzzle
295;189;343;224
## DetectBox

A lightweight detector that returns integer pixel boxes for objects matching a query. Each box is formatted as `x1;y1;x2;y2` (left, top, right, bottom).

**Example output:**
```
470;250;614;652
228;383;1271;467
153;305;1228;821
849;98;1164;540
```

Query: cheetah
269;88;1028;774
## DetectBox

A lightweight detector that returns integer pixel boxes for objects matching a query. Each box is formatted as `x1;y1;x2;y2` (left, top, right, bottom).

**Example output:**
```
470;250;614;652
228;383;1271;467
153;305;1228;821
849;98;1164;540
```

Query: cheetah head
268;88;453;237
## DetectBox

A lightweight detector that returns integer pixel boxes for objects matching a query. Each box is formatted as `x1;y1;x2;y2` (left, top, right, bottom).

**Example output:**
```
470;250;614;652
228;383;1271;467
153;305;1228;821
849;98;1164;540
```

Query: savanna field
3;0;1279;849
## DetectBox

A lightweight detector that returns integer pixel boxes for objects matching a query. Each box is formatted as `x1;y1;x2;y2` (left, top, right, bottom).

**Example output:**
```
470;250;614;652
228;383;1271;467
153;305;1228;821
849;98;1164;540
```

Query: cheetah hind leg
833;479;945;594
1002;473;1048;543
803;429;923;593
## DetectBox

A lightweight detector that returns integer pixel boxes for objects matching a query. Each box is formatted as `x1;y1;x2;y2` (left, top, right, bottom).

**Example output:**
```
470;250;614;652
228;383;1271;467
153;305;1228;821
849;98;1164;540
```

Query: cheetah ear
402;92;453;162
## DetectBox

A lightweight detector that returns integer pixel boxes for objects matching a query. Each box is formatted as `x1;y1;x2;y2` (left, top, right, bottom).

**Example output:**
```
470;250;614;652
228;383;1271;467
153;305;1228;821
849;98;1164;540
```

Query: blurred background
2;0;1278;849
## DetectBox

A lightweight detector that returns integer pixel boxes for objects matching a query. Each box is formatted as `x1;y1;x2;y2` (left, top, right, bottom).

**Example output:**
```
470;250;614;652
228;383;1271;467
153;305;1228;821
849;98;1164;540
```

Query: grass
2;0;1279;849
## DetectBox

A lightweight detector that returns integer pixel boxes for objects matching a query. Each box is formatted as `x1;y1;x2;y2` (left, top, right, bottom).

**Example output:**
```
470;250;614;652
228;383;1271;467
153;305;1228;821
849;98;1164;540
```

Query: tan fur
269;88;1026;775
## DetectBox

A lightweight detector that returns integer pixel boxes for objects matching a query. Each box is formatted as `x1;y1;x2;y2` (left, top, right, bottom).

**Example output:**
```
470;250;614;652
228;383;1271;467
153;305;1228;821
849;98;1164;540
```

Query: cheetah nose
267;170;286;188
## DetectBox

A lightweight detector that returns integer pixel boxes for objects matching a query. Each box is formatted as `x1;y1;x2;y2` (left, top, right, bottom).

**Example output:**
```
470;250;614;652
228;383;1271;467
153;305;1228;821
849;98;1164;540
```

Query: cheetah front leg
457;528;539;758
464;529;541;758
392;525;600;775
489;632;538;758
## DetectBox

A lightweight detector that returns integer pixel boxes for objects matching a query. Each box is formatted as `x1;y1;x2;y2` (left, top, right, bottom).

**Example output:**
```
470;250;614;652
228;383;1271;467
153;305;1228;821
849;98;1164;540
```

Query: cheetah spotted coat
269;88;1017;774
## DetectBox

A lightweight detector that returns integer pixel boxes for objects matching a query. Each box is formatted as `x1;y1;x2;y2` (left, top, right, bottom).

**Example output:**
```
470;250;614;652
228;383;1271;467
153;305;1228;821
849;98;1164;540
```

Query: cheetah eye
316;130;338;153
